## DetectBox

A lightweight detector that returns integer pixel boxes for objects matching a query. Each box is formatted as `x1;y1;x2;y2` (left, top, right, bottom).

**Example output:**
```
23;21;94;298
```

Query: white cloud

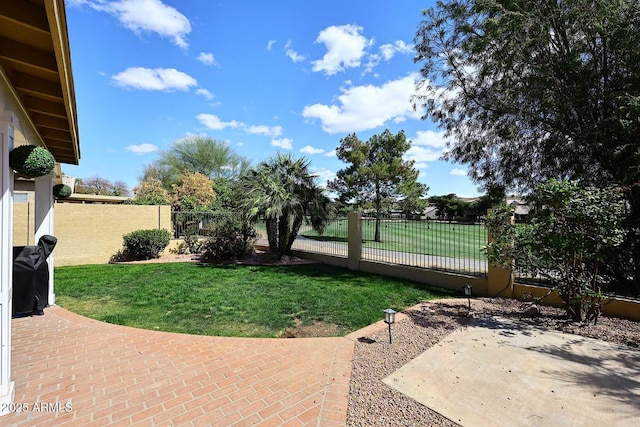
324;150;337;157
88;0;191;49
195;114;283;138
380;40;413;60
112;67;197;91
414;162;428;169
302;74;420;134
311;168;336;188
126;143;158;154
404;145;442;163
311;24;372;75
450;168;467;176
284;39;305;62
196;114;240;130
267;40;276;50
272;138;293;149
286;49;306;63
196;88;214;100
412;129;448;148
404;130;448;165
365;40;413;73
246;125;282;137
300;145;325;155
197;52;216;66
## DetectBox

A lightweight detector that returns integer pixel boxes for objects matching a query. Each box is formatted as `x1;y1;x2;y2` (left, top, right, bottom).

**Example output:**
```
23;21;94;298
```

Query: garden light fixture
383;308;396;344
463;284;472;310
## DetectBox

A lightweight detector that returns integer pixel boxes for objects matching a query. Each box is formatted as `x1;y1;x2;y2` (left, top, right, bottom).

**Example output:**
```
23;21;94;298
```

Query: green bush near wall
53;184;72;198
122;229;171;260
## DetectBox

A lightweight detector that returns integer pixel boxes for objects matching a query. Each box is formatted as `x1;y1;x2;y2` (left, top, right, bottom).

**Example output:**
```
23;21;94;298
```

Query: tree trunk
629;185;640;293
265;217;278;254
276;215;290;258
374;184;382;242
286;216;303;254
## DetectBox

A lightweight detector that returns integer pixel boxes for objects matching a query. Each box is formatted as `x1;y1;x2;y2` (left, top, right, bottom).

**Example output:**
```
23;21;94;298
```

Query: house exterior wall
0;109;16;413
12;199;33;246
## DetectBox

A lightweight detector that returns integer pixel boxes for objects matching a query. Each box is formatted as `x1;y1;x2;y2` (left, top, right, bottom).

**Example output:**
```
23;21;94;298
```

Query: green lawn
55;263;455;338
302;219;487;259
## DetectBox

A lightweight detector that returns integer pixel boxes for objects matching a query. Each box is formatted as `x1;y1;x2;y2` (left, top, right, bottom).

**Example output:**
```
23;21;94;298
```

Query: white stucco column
34;172;55;306
0;114;16;414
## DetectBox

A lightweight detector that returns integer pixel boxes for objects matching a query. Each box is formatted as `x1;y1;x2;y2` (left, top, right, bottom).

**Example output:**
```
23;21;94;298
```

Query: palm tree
242;153;331;258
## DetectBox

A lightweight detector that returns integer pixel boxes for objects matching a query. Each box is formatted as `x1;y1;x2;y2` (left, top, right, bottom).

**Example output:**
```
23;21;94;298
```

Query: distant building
421;205;438;220
506;197;531;223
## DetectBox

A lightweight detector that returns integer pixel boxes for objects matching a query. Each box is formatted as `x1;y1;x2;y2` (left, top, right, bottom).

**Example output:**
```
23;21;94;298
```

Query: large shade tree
328;129;426;242
171;171;216;211
414;0;640;282
141;135;250;189
132;178;170;205
242;153;331;258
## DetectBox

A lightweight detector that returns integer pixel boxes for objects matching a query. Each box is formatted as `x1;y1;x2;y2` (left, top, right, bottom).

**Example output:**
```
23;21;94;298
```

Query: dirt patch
279;319;347;338
235;251;319;266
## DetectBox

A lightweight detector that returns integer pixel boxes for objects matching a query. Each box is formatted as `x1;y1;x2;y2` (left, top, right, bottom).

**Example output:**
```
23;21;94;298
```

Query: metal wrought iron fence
293;217;348;258
359;218;488;276
298;217;488;276
171;211;220;238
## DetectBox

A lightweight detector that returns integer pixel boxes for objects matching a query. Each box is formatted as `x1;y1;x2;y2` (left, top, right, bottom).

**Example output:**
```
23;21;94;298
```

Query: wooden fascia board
44;0;79;164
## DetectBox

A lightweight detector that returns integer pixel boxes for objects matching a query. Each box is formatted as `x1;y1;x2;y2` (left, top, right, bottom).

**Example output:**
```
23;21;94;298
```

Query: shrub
122;229;171;260
53;184;72;198
9;145;55;177
183;234;204;254
202;214;256;261
486;180;627;324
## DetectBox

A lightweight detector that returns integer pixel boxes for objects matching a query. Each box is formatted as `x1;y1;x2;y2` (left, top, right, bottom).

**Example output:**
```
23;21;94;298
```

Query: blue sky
63;0;481;197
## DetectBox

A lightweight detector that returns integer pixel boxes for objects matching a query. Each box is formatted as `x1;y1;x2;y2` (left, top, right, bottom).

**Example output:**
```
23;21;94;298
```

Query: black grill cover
12;235;57;316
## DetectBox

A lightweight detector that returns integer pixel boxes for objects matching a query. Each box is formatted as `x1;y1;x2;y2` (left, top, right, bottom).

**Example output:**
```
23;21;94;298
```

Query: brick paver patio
4;306;354;426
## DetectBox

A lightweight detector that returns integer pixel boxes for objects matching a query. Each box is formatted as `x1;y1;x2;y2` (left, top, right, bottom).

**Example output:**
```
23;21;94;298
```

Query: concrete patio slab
383;316;640;427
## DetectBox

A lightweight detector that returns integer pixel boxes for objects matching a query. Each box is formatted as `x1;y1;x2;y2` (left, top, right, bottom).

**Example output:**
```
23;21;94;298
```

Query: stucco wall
13;202;172;266
12;200;34;246
53;204;171;266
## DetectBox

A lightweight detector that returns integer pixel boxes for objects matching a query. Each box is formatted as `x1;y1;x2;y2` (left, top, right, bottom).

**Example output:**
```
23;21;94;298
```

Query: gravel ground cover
347;297;640;427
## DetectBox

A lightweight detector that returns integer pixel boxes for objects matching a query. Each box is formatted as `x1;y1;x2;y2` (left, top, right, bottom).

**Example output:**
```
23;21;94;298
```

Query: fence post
486;209;514;298
347;212;362;270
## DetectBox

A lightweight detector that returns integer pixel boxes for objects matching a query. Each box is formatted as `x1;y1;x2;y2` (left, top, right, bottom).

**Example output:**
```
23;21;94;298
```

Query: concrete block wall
53;204;171;266
13;200;171;266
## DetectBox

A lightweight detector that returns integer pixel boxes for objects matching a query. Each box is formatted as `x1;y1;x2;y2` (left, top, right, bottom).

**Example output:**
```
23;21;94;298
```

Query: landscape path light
383;308;396;344
463;284;473;310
